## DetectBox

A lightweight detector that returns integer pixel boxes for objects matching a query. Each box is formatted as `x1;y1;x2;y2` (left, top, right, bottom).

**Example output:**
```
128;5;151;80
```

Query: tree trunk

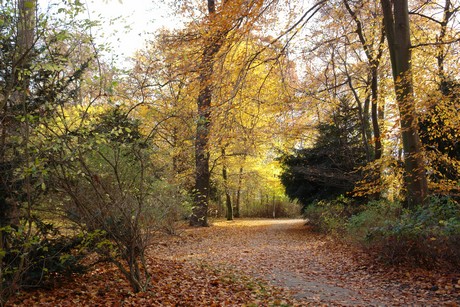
234;166;243;218
190;0;225;226
437;0;452;91
1;0;35;229
380;0;428;207
0;2;35;299
221;148;233;220
370;65;382;159
347;76;372;162
190;70;212;226
343;0;384;160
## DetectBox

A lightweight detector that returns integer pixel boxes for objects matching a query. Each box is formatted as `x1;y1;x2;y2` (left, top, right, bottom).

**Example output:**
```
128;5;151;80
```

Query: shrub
145;181;191;235
347;200;402;243
304;196;359;236
355;196;460;267
1;218;86;306
304;196;460;268
42;106;191;292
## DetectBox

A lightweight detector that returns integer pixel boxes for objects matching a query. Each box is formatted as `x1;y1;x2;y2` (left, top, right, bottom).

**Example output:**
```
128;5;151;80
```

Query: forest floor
14;218;460;306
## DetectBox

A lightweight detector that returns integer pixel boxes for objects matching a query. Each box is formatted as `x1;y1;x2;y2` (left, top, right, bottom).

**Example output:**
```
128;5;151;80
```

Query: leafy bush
305;196;460;268
304;196;359;236
145;181;192;235
1;218;86;305
347;200;402;242
351;196;460;267
41;106;191;292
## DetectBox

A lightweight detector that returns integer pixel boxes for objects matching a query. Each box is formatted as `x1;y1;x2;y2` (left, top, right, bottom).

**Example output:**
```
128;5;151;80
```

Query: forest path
152;218;459;306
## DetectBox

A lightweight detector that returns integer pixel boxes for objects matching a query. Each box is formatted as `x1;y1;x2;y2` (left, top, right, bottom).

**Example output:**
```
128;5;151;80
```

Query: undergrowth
304;196;460;268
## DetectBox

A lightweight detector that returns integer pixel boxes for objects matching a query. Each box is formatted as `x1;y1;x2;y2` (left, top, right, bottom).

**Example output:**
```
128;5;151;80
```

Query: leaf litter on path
153;218;459;306
14;218;460;306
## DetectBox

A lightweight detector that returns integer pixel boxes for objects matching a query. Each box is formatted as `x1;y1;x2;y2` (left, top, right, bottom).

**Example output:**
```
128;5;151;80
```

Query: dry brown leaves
13;219;460;306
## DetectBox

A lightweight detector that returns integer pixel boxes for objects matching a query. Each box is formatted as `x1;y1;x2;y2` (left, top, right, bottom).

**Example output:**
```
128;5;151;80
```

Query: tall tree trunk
0;1;36;296
380;0;428;207
190;54;213;226
190;0;225;226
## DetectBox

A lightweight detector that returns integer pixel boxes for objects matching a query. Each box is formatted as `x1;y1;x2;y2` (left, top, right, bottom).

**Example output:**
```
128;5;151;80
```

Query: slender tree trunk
370;65;382;159
171;127;179;175
344;0;384;160
347;76;372;161
234;166;243;218
437;0;451;92
380;0;428;207
363;96;372;145
221;148;233;220
245;190;251;216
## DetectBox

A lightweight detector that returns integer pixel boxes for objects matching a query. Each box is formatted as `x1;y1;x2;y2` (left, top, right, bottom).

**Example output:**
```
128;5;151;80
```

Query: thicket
0;2;190;305
304;196;460;267
41;106;191;292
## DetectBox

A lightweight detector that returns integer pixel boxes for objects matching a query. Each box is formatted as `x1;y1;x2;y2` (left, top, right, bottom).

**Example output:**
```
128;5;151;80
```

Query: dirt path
153;219;460;306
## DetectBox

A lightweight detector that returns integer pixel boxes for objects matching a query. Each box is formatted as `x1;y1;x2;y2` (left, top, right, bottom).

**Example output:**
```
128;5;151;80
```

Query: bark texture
190;0;225;226
380;0;428;207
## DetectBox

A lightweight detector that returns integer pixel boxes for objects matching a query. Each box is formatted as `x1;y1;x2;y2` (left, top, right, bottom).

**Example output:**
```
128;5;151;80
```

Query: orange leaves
14;218;460;306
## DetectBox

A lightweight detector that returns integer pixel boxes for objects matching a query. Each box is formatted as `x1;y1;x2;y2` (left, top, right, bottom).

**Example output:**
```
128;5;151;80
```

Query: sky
84;0;177;59
39;0;178;62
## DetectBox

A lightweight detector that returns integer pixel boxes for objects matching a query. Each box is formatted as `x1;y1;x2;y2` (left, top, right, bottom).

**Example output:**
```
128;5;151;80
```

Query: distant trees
131;19;299;223
190;0;283;226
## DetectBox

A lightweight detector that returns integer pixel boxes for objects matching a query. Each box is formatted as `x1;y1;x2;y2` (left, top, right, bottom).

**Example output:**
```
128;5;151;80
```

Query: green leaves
24;1;35;9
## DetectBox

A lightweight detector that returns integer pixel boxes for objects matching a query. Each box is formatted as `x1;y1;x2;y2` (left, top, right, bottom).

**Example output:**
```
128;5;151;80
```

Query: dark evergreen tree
279;97;368;210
